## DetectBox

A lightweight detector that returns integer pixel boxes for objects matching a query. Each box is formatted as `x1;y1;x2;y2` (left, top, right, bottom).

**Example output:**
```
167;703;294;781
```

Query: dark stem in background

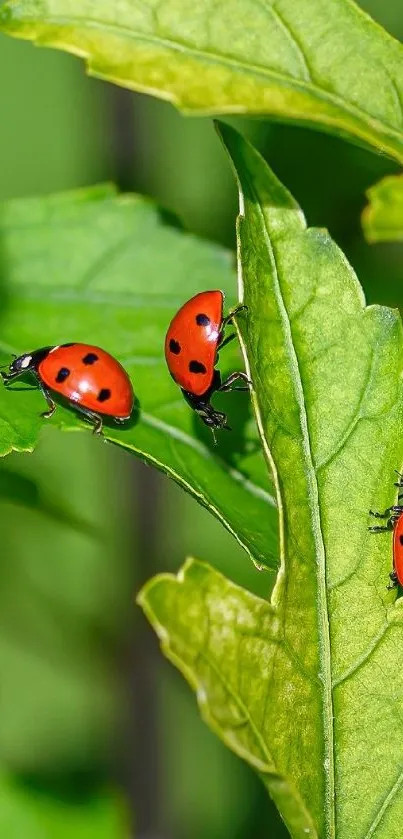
127;459;165;839
108;84;137;192
107;83;166;839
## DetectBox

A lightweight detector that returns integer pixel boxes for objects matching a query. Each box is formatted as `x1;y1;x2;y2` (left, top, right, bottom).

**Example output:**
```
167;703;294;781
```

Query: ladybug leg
74;406;104;435
368;513;399;533
92;416;103;436
218;371;252;392
38;382;57;419
1;370;21;383
387;570;399;590
395;468;403;493
369;507;394;520
368;525;392;533
221;304;248;330
217;332;236;351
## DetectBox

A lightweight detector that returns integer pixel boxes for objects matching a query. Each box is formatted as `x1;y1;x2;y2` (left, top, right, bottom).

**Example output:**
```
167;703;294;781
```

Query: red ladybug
1;343;134;435
165;290;250;433
369;470;403;588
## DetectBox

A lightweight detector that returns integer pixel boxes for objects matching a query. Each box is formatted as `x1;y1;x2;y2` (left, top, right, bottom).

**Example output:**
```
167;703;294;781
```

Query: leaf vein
315;346;375;472
332;622;389;688
363;766;403;839
258;0;313;82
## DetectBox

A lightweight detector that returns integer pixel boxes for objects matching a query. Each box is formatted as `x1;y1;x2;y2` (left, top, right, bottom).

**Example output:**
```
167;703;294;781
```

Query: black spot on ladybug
189;360;207;374
97;388;111;402
196;313;210;326
399;534;403;545
55;367;70;383
169;339;181;355
82;352;99;365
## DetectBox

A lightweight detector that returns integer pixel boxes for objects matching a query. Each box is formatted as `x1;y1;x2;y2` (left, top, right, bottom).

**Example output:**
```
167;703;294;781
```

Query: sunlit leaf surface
1;0;403;161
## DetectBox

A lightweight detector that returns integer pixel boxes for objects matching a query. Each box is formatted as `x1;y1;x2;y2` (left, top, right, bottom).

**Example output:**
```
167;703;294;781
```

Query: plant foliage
139;124;403;839
1;0;403;161
1;0;403;835
362;174;403;242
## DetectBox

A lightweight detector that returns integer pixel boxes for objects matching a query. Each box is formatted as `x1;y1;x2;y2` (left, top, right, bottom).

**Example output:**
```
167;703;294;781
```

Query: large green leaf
1;1;403;162
0;184;276;568
139;124;403;838
362;174;403;242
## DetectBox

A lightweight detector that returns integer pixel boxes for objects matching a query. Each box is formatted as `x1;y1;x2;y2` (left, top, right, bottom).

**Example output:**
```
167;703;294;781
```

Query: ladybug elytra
369;470;403;589
164;290;250;435
1;343;134;435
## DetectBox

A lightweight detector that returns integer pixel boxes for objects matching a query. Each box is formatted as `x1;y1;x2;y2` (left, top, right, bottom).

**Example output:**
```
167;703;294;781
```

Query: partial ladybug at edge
369;470;403;589
1;342;134;435
164;290;250;436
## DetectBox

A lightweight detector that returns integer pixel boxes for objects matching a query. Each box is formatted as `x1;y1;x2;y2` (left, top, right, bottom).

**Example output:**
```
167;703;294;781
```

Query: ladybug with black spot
1;343;134;435
165;290;250;434
369;470;403;589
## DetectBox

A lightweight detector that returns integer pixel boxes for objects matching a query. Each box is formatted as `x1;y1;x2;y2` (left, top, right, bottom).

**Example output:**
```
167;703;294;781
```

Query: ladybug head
1;348;51;381
180;388;232;442
6;352;36;376
1;347;49;381
0;353;28;380
199;405;231;434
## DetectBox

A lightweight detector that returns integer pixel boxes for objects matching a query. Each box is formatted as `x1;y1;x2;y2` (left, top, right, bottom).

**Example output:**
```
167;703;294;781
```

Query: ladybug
1;343;134;435
164;290;250;434
369;470;403;588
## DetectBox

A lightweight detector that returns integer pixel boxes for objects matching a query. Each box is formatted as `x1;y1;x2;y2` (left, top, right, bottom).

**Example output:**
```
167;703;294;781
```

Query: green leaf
2;1;403;162
139;124;403;838
0;183;276;568
0;773;127;839
362;174;403;242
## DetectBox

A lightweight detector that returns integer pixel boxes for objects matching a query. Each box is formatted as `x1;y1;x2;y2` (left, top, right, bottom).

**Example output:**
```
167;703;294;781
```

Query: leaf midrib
246;199;335;834
4;11;403;159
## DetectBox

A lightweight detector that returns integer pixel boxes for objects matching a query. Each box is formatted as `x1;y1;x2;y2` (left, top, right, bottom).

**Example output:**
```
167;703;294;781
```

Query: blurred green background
0;1;402;836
